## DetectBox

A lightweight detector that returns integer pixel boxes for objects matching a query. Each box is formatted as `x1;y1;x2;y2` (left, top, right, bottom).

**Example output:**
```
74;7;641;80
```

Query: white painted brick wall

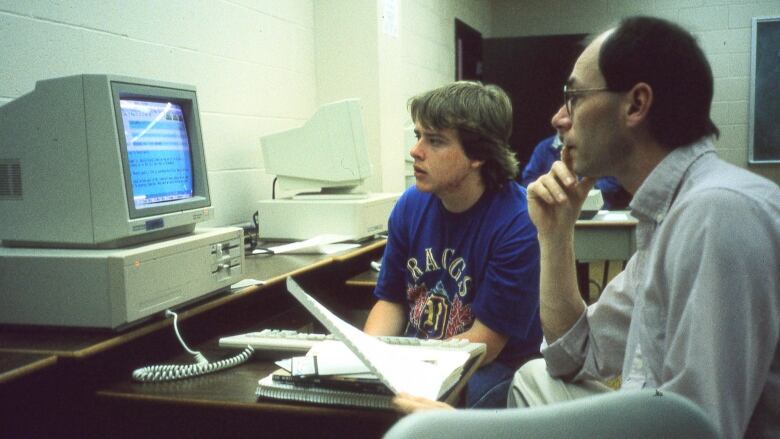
489;0;780;182
0;0;317;227
398;0;492;121
0;0;493;228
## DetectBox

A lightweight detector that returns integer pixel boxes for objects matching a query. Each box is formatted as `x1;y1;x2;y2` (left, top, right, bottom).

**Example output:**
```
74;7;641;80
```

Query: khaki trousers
507;358;614;408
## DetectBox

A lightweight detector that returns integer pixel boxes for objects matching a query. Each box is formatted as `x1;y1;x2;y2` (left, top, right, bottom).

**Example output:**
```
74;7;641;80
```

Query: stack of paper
253;235;359;255
254;279;482;409
285;278;469;400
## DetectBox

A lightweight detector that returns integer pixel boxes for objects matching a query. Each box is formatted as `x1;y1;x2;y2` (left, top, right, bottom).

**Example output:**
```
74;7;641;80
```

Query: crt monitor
261;98;372;197
0;74;213;248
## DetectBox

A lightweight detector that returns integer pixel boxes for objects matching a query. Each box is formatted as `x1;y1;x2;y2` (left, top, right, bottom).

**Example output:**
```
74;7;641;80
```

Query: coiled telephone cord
132;310;254;382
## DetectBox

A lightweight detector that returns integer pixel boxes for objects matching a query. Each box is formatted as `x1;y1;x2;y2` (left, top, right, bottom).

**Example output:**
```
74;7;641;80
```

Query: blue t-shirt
521;135;631;210
374;182;542;365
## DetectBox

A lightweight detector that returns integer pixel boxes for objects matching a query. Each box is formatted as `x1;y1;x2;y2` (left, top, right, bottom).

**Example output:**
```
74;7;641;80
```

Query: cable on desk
131;310;254;382
244;210;260;253
251;247;275;255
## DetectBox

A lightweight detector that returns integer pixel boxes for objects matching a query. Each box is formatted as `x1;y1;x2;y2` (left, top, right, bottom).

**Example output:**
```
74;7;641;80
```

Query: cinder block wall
490;0;780;183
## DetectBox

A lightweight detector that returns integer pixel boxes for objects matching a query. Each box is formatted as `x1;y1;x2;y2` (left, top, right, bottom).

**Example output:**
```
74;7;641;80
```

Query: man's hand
392;392;455;414
526;146;596;239
527;145;591;342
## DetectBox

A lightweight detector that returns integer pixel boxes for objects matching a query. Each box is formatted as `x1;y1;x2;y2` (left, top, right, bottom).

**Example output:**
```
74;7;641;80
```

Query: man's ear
625;82;653;127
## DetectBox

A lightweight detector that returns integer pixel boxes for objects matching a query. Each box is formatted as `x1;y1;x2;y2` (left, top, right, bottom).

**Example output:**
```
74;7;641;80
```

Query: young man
364;81;542;408
521;133;631;210
513;16;779;439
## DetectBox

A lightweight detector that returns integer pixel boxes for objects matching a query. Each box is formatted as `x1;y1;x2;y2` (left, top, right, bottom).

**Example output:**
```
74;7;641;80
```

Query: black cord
272;177;278;200
588;280;603;303
244;211;260;253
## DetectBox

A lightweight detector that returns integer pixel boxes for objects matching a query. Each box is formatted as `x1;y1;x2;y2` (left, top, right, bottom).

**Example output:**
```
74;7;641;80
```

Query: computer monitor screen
119;99;194;209
0;74;213;248
261;98;372;197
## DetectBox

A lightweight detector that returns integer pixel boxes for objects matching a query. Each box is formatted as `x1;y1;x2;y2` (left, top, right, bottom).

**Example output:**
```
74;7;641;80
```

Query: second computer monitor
261;99;372;197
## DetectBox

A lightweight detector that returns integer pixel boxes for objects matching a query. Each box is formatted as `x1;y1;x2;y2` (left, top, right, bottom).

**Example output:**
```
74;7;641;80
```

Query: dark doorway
482;34;586;169
455;19;482;81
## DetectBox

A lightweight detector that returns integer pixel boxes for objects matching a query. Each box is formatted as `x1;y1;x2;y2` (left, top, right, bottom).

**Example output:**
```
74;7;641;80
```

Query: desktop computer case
257;193;399;241
0;227;244;330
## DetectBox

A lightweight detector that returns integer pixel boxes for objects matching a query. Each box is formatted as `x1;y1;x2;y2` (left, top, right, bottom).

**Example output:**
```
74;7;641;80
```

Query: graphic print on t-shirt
407;281;474;339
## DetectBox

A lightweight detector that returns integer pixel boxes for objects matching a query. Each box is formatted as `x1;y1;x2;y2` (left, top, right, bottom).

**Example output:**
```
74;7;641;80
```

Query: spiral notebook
256;369;394;410
255;278;486;409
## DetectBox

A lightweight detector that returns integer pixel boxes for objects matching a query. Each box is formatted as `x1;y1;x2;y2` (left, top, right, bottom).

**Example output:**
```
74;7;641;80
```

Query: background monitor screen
119;99;194;209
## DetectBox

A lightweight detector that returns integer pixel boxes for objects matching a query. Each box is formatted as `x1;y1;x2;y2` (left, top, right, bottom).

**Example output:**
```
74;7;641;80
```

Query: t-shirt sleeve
373;191;410;304
470;203;540;339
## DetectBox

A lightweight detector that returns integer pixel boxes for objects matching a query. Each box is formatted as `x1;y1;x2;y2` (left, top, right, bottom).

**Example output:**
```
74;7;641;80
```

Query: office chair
384;389;720;439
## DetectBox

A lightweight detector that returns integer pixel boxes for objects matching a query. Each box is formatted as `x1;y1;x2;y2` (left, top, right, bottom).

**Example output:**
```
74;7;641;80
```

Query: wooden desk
0;352;57;384
0;239;387;438
92;239;448;438
95;338;400;438
0;352;62;438
345;269;379;288
0;253;330;359
0;240;385;358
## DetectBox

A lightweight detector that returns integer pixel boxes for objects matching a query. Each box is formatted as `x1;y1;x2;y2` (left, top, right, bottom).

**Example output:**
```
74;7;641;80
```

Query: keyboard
218;328;485;357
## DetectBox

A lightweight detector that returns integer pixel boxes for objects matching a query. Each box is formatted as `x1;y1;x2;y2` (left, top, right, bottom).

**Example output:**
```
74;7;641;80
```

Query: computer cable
251;247;275;255
247;211;278;255
131;310;254;382
243;210;260;254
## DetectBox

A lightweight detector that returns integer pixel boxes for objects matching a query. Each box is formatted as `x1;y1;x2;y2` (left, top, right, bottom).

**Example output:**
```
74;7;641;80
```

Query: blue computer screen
119;99;194;209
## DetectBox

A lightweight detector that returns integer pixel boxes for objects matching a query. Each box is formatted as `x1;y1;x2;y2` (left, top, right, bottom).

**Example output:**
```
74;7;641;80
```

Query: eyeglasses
563;85;610;117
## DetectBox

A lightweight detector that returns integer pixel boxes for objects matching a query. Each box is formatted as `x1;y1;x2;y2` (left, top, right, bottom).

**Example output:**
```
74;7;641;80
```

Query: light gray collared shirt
542;138;780;439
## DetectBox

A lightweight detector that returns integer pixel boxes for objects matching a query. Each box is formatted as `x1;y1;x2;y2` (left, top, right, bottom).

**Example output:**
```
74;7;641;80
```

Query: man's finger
561;144;574;170
550;161;576;188
528;179;558;204
392;393;454;414
577;176;598;198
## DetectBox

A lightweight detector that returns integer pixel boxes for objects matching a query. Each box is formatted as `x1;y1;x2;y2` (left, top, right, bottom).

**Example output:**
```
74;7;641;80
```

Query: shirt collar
629;137;716;223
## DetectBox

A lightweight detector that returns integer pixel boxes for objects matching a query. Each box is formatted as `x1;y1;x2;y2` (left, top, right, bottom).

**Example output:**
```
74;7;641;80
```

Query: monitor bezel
111;82;211;220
